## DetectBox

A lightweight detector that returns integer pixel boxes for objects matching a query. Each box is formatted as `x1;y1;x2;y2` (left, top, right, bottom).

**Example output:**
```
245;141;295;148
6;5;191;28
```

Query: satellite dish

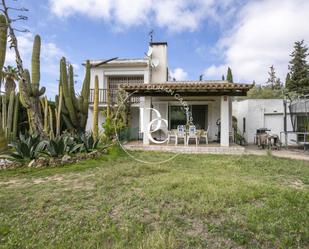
151;58;160;68
146;47;153;57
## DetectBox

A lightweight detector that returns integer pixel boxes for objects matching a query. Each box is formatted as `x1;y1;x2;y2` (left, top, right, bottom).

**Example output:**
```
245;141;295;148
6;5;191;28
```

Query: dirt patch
288;179;306;189
0;179;26;187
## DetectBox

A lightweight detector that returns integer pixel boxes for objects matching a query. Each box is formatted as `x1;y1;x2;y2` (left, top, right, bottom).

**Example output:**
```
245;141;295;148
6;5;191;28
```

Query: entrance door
191;105;208;129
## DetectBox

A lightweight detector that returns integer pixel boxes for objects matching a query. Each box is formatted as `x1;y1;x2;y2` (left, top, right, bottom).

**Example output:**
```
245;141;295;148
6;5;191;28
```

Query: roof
120;81;253;97
88;58;148;67
150;42;168;46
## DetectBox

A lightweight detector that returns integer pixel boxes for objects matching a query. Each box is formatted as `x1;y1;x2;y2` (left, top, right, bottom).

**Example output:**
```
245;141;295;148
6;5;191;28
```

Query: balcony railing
89;89;140;104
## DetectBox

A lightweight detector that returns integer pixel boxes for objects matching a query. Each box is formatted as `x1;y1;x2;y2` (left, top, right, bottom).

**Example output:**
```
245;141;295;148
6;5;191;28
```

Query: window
243;117;246;133
296;115;309;142
296;115;309;132
169;105;208;130
169;106;187;129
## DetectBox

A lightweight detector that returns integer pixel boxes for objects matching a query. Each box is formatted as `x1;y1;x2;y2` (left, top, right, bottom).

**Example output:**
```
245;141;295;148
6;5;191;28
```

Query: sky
4;0;309;98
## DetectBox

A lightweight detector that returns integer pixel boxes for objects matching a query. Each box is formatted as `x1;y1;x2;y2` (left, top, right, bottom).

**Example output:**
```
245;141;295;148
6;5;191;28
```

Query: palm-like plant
2;65;18;95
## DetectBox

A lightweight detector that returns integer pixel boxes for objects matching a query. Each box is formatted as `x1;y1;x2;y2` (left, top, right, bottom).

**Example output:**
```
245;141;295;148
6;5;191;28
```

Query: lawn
0;148;309;249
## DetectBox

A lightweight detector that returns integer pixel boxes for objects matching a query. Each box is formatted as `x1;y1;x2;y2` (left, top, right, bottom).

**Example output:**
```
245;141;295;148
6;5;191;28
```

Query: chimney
149;42;168;83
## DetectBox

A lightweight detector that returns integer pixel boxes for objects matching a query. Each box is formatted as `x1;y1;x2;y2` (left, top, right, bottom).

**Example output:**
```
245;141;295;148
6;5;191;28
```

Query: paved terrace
123;141;309;160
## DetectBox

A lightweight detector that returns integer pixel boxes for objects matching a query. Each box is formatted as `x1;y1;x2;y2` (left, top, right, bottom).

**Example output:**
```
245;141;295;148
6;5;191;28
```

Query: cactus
56;87;63;136
2;95;6;134
106;80;111;119
6;91;15;139
48;105;54;139
42;97;48;133
31;35;41;96
60;57;77;126
0;92;20;141
57;58;91;133
0;14;6;143
0;14;7;84
93;75;99;140
19;35;46;137
12;93;19;139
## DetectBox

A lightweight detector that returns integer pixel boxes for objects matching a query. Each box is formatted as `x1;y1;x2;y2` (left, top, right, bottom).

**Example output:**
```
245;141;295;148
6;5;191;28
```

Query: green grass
0;147;309;248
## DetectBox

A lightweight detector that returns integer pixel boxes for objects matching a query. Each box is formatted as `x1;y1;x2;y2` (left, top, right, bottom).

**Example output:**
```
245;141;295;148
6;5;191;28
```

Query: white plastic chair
176;125;186;146
200;126;209;144
187;125;198;146
167;129;177;144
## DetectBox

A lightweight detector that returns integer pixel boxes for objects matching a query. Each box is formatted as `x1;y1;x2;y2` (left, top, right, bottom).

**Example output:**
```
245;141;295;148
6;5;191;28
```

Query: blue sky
4;0;309;98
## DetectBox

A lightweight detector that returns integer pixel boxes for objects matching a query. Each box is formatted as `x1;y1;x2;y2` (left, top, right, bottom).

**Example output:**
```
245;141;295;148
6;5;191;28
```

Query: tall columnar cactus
31;35;40;95
42;97;49;133
56;87;63;136
19;35;46;136
6;91;15;138
48;105;54;139
93;75;99;140
0;14;7;83
12;93;19;139
2;95;7;133
0;92;19;141
56;58;91;133
60;58;77;126
0;14;7;150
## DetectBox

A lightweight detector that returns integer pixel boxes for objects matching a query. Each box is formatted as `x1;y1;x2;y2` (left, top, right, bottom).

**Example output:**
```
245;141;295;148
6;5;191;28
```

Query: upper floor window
108;76;144;90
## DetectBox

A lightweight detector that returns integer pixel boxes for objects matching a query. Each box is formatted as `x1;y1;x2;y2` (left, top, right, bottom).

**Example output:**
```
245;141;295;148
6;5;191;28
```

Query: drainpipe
283;96;288;146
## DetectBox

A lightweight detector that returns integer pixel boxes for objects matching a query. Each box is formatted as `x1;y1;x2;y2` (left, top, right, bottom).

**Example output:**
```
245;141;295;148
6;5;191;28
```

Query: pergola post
143;96;152;145
220;95;230;147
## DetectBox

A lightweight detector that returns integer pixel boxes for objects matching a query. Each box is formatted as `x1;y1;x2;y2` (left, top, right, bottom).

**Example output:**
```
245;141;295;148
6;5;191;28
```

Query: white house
87;42;252;147
232;99;298;144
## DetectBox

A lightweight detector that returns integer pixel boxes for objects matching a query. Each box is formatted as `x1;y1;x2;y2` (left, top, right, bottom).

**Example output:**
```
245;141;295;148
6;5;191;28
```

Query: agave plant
72;132;99;153
1;132;46;162
44;135;78;158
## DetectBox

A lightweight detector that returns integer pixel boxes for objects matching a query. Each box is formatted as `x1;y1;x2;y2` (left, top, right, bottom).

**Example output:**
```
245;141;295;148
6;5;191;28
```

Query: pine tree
288;40;309;94
285;72;291;89
266;65;282;90
226;67;233;83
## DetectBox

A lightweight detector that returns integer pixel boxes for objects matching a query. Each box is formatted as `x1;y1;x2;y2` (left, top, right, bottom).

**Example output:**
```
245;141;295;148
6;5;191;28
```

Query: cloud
170;68;188;81
204;0;309;84
48;0;234;32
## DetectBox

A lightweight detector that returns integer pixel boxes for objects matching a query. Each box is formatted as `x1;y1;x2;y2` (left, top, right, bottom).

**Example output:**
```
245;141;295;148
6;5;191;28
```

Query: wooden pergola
119;81;253;97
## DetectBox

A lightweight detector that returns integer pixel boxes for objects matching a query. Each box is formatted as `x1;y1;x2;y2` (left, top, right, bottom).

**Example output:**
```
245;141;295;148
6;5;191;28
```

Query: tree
246;85;284;99
222;74;225;80
266;65;282;90
227;67;233;83
287;40;309;94
2;65;18;95
285;73;291;89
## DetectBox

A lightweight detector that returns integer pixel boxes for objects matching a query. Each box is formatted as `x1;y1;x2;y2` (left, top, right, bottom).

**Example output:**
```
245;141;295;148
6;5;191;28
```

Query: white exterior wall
233;99;293;144
150;44;168;83
86;62;149;132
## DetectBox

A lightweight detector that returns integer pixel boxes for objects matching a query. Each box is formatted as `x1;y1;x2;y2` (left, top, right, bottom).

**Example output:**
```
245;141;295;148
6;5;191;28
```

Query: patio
123;140;245;154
